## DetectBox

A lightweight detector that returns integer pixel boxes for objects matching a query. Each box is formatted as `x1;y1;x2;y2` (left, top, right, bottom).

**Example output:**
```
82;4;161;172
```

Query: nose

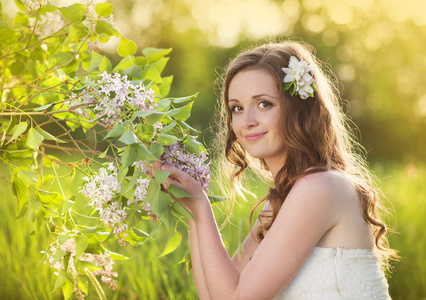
243;107;258;129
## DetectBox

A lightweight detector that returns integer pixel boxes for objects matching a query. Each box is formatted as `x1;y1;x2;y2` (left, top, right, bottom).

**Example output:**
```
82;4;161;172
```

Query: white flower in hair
282;56;317;100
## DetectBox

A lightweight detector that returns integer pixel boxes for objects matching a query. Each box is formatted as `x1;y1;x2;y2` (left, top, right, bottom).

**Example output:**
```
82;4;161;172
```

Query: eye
258;100;273;109
230;105;243;114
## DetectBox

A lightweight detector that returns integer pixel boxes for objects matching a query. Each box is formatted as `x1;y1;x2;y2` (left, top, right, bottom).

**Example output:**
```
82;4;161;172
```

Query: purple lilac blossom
66;72;156;125
160;142;211;192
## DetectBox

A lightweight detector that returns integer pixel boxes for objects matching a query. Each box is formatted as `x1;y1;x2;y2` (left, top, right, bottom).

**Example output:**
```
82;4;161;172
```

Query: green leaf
0;23;20;45
36;127;66;143
169;184;193;198
126;207;142;228
36;189;63;205
136;143;158;162
157;133;179;146
133;56;148;66
103;123;124;140
283;81;293;92
208;195;228;204
28;195;42;223
26;128;44;150
150;190;171;217
96;19;120;37
146;112;166;125
112;56;134;73
95;3;113;17
118;37;137;57
106;250;130;260
58;234;74;245
158;230;182;257
121;145;137;169
135;124;154;142
59;3;85;22
169;102;193;121
88;50;103;72
62;279;74;300
171;200;194;220
143;47;172;63
159;121;176;134
99;55;112;72
7;121;27;144
10;61;25;76
12;175;28;217
149;143;164;158
52;270;69;293
76;261;102;274
159;75;173;98
76;275;89;295
133;110;156;118
52;249;67;266
61;199;75;214
98;147;109;158
154;170;170;185
173;93;199;104
68;22;89;42
160;205;174;230
75;236;88;259
145;179;160;205
142;66;162;83
177;120;200;133
156;99;171;111
185;136;204;154
85;267;107;300
119;128;139;145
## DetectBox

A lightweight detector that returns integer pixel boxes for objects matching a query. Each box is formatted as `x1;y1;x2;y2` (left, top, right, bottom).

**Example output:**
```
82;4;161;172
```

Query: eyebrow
228;93;280;103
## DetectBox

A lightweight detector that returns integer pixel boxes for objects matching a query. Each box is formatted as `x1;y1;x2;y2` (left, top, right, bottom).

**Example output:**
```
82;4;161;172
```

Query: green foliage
0;164;423;298
0;1;215;299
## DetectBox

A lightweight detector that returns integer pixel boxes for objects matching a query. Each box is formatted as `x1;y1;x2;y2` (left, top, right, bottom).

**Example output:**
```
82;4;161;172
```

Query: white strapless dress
276;247;391;300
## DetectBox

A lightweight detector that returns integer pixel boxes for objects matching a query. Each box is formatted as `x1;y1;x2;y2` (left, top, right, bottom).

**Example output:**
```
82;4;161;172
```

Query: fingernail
161;164;167;171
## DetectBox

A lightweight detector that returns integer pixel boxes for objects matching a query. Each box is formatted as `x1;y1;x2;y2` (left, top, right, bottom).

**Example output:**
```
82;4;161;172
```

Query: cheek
231;117;240;135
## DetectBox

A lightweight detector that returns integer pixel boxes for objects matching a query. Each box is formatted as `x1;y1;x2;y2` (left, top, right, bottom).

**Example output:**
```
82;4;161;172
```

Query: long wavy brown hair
214;41;397;267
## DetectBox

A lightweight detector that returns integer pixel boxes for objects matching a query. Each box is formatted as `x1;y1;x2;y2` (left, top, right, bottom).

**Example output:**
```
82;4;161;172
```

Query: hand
152;161;210;218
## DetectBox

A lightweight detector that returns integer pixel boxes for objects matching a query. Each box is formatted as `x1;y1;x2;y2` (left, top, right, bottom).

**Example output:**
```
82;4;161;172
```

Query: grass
0;163;424;299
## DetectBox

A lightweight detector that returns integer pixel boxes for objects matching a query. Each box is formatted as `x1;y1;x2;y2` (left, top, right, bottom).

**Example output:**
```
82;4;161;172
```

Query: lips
244;132;266;141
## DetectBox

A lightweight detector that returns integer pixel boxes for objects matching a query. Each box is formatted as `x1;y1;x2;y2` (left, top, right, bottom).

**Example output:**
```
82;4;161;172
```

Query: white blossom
22;0;47;11
80;163;128;245
282;56;316;100
28;12;65;38
45;236;118;297
67;72;157;125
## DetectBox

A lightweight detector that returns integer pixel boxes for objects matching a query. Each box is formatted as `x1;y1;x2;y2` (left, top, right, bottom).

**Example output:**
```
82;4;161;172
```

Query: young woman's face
228;69;285;169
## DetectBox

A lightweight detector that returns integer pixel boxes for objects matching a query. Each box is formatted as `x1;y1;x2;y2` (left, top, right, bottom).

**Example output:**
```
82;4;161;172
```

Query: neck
264;155;286;180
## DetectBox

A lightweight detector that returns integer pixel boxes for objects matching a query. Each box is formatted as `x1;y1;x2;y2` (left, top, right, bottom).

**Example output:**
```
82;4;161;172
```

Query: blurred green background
1;0;426;299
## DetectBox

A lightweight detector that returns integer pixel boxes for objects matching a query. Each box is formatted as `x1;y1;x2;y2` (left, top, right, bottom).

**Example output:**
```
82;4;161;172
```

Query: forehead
228;69;279;100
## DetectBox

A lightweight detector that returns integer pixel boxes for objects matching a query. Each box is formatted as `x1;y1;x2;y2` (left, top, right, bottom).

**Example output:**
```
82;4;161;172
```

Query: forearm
194;204;240;300
189;219;210;300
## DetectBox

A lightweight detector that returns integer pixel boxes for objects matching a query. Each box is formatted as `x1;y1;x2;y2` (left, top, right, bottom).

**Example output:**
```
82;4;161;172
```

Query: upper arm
237;172;343;300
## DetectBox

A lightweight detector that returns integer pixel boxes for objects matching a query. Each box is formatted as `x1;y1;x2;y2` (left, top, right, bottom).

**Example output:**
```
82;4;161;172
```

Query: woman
153;41;396;299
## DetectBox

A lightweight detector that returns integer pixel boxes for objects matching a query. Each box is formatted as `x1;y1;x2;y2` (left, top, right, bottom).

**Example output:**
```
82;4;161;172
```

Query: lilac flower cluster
132;177;150;205
67;72;156;126
81;163;128;245
131;160;159;221
161;142;211;192
45;237;118;299
142;202;159;222
28;12;65;38
23;0;47;11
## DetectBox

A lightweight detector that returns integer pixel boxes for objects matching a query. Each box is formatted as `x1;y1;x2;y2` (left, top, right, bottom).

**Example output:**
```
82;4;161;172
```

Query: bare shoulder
291;170;358;204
